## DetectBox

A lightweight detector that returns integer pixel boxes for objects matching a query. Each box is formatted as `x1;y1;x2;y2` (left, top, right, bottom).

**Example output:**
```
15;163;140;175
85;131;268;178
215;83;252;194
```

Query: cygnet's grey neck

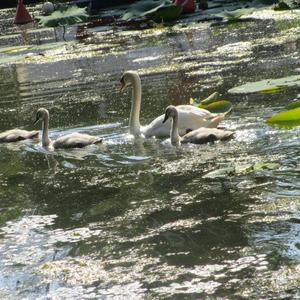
42;112;51;147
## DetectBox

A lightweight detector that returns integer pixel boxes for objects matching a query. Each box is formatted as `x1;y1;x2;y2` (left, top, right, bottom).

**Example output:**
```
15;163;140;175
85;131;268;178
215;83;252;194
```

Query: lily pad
286;100;300;110
204;161;280;179
203;166;235;179
123;0;182;22
0;46;29;54
217;8;255;22
228;75;300;94
252;162;280;170
198;100;232;113
200;92;220;105
37;5;88;28
267;107;300;127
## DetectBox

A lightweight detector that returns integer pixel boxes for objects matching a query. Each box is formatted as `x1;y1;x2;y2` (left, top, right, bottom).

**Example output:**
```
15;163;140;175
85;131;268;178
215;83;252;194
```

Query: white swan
163;105;234;146
0;128;39;143
34;108;102;149
120;71;228;138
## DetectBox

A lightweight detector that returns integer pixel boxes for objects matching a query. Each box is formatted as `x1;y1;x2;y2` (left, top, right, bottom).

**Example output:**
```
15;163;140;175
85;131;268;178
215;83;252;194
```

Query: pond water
0;6;300;299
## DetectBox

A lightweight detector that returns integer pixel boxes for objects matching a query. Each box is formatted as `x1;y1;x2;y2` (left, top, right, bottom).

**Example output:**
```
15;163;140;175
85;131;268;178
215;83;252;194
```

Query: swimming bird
120;71;228;138
163;105;234;146
0;128;39;143
34;108;102;149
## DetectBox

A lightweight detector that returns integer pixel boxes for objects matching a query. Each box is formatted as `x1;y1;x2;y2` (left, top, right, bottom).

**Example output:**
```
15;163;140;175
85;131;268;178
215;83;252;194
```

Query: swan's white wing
142;105;223;138
176;105;214;118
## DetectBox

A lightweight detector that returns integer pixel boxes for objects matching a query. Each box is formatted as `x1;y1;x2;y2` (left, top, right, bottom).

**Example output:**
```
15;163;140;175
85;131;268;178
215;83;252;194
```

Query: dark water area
0;6;300;299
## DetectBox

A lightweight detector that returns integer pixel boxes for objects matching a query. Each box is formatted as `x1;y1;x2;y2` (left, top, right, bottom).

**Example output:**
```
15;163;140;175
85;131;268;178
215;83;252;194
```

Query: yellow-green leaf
267;107;300;127
199;100;232;113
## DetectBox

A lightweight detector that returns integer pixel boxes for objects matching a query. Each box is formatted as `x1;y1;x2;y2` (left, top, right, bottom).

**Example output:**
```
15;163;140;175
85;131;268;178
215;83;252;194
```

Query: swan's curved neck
129;74;142;137
42;113;51;147
170;114;181;146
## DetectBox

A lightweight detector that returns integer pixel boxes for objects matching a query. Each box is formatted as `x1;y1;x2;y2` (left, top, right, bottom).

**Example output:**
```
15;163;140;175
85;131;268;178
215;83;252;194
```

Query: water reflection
0;8;300;299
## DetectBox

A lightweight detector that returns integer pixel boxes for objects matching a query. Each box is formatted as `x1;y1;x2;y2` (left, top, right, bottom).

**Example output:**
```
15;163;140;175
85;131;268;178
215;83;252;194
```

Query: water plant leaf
267;107;300;127
252;162;280;170
122;0;182;22
152;4;182;22
198;100;233;113
204;161;280;179
200;92;220;105
203;166;235;179
217;8;255;22
190;92;219;105
286;100;300;110
229;75;300;94
37;5;88;28
0;46;29;54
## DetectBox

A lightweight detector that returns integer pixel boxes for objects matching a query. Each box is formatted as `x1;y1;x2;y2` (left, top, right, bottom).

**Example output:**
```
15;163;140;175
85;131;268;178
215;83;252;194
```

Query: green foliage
286;99;300;109
217;8;255;23
200;92;219;105
199;100;233;113
273;0;300;10
37;6;88;28
267;107;300;127
190;92;232;113
203;162;280;179
122;0;182;22
228;75;300;94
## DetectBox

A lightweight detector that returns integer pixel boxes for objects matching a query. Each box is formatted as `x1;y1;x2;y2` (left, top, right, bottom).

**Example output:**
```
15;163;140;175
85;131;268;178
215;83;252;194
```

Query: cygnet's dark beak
162;112;169;124
119;77;126;92
33;116;40;125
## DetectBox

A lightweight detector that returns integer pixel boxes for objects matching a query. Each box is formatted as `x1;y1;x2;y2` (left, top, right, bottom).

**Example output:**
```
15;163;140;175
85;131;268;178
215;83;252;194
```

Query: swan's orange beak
119;77;126;92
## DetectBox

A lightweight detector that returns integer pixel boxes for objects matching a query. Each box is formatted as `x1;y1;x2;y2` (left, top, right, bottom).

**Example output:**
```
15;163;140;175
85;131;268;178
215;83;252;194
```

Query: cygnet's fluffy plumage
34;108;102;149
163;105;234;146
0;128;39;143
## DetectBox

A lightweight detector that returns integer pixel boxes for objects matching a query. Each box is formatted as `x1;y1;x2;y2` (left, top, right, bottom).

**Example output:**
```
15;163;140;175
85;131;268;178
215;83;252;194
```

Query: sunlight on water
0;4;300;299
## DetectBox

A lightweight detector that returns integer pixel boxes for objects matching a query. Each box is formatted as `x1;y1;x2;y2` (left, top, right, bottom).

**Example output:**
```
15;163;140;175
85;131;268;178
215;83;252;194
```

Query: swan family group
0;71;233;149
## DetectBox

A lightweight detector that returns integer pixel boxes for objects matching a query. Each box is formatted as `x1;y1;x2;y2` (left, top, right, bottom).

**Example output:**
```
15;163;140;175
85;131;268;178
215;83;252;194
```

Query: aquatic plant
228;75;300;94
37;5;88;41
190;92;233;113
267;106;300;127
122;0;183;22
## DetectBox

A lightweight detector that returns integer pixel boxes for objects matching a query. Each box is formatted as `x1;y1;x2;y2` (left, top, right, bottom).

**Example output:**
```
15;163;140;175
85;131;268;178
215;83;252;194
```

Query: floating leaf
217;8;255;22
273;1;292;10
229;75;300;94
152;4;182;22
252;162;280;170
0;46;29;54
37;5;88;28
122;0;182;22
203;166;235;179
200;92;220;105
286;100;300;110
203;161;280;179
267;107;300;127
259;86;287;94
199;100;233;113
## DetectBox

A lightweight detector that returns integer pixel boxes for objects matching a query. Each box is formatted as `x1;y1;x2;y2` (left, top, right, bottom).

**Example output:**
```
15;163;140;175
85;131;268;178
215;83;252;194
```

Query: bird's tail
93;138;103;144
29;131;39;139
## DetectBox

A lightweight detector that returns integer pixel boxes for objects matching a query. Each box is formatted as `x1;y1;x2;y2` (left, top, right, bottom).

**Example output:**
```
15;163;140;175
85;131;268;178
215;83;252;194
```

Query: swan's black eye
120;77;124;84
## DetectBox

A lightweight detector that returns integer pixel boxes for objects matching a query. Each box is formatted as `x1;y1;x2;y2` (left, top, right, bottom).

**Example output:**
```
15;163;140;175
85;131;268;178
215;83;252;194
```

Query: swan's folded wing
142;105;225;138
176;105;214;118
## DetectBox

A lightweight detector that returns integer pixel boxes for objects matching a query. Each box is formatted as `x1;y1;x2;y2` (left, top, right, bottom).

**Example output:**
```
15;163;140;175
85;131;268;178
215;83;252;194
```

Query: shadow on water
0;5;300;299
